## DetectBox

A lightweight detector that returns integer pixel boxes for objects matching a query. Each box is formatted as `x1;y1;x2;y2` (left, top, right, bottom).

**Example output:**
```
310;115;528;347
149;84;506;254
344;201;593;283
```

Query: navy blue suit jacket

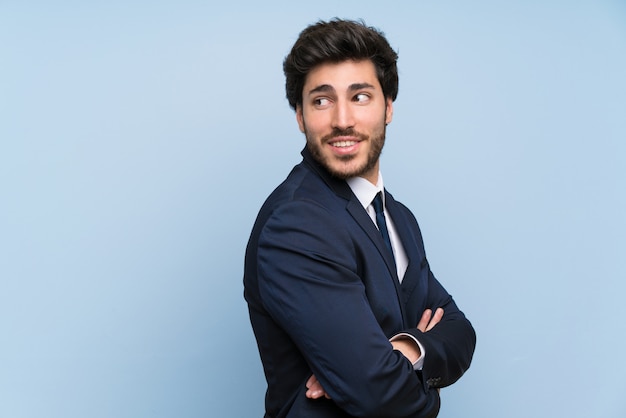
244;148;476;418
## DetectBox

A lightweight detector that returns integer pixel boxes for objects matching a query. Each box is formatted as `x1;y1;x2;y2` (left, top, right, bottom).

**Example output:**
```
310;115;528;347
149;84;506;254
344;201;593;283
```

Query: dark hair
283;19;399;110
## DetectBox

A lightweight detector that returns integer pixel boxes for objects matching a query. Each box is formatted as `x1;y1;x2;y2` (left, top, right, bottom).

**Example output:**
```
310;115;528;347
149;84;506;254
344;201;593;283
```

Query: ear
296;104;305;133
385;98;393;125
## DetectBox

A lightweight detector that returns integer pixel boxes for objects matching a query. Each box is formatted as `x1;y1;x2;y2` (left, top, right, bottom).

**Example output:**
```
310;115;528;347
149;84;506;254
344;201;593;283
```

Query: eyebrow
306;82;376;96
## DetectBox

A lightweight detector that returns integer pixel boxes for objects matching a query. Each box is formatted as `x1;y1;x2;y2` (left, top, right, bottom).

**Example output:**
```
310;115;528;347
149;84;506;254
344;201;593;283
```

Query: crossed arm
306;307;445;399
257;200;475;416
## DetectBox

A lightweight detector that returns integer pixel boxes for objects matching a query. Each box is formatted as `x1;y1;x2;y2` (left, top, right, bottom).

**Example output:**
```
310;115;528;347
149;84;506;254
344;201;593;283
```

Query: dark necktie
372;192;394;259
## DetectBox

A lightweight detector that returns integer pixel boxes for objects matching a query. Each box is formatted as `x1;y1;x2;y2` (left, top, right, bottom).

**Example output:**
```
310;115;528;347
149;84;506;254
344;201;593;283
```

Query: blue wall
1;1;625;417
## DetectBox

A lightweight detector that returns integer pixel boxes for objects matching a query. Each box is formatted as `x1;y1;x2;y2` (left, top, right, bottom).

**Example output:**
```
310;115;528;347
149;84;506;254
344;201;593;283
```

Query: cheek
301;114;327;136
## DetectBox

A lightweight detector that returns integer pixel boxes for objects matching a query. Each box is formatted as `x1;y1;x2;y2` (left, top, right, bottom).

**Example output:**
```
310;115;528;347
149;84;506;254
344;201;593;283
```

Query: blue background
1;1;625;417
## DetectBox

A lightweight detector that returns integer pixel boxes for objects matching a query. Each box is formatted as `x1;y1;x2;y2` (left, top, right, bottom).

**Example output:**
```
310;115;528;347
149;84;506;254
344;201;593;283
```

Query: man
244;19;476;418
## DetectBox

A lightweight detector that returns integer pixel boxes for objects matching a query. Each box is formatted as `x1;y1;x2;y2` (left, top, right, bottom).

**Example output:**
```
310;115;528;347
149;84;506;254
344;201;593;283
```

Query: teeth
332;141;357;147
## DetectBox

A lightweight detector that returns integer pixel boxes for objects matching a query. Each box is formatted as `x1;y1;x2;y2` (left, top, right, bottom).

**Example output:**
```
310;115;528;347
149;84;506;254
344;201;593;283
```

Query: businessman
244;19;476;417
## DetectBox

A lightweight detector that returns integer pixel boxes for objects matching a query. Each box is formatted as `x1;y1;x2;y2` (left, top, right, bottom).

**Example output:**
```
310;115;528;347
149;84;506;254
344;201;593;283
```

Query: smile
330;140;358;148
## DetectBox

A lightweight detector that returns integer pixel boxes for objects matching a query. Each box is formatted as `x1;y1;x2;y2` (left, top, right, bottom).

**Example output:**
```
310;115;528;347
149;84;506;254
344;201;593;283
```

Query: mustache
321;128;368;143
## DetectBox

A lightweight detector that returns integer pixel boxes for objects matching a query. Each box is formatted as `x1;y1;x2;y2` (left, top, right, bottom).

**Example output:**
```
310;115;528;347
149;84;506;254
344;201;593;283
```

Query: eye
313;97;331;107
354;93;371;104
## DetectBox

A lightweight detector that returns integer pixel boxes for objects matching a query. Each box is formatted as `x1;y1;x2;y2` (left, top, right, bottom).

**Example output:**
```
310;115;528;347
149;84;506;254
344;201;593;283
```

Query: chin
329;161;370;179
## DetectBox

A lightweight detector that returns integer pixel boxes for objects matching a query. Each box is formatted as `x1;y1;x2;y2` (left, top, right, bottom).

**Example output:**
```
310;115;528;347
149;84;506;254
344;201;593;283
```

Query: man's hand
417;307;444;332
306;374;331;399
391;308;444;362
305;308;444;400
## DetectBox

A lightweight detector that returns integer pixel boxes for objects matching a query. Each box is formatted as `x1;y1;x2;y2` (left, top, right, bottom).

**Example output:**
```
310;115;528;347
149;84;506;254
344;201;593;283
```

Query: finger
306;374;317;389
308;384;329;399
306;381;324;399
425;308;444;332
305;375;328;399
417;309;433;332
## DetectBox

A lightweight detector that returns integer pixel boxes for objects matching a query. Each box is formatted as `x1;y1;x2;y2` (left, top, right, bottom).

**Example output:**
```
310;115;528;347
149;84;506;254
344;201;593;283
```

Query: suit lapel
345;199;407;329
301;148;407;307
301;148;387;261
301;147;408;323
345;200;398;281
385;192;428;320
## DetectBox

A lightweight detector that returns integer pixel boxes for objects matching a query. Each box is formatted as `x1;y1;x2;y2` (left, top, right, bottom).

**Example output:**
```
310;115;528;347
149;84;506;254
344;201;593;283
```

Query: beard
304;124;386;180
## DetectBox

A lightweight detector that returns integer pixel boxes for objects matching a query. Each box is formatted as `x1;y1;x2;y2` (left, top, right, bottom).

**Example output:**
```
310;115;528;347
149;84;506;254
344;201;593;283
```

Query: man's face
296;60;393;184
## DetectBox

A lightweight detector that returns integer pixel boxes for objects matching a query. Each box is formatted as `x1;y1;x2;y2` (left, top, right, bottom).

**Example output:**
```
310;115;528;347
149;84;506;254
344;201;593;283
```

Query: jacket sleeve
257;199;438;418
401;275;476;391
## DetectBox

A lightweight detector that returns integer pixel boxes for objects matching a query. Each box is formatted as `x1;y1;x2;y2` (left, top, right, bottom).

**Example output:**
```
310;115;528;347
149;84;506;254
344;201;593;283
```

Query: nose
331;100;355;130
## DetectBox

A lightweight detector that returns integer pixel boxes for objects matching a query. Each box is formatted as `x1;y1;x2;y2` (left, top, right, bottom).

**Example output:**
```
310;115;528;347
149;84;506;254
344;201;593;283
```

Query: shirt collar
346;172;385;210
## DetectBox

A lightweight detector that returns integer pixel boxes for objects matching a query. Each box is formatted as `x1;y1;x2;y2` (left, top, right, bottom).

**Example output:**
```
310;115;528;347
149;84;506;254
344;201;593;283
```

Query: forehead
303;60;381;92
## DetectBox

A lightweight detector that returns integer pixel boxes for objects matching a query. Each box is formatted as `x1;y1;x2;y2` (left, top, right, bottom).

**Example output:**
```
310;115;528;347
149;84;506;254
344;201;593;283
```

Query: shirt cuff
390;333;426;370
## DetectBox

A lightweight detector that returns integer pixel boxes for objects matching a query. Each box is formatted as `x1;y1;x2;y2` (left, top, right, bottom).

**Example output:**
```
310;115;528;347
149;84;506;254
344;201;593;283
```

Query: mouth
329;140;359;148
321;129;367;155
326;137;362;156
